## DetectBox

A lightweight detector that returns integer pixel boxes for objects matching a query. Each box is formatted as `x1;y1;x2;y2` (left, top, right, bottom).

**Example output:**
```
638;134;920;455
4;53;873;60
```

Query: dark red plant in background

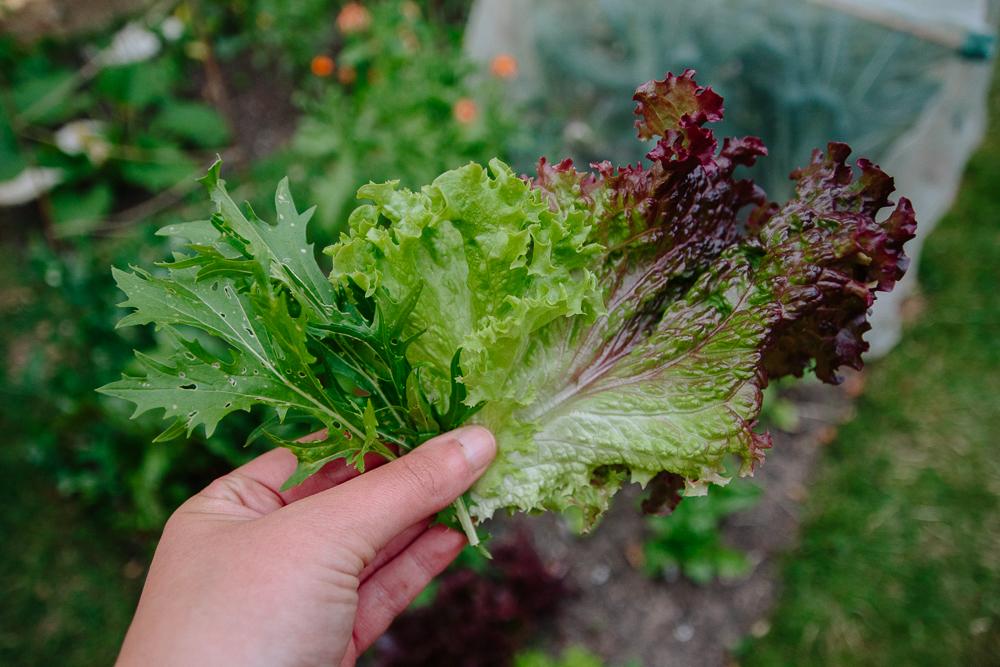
375;533;570;667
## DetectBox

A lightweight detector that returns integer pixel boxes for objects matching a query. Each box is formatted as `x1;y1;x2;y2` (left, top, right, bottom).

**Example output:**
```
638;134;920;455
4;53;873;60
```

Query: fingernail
455;426;496;472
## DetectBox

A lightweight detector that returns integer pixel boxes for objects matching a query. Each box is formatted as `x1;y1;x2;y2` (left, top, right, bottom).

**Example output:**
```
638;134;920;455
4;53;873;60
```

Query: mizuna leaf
100;330;308;439
101;168;408;493
279;430;357;492
195;161;337;324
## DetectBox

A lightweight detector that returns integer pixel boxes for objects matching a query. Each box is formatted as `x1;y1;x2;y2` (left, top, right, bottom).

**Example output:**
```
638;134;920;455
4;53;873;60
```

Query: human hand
115;425;497;667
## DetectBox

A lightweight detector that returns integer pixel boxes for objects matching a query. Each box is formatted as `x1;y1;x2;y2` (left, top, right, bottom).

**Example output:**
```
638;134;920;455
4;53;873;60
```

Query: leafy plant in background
0;11;229;239
100;71;916;547
0;235;272;531
642;476;762;584
205;0;476;73
279;0;518;230
514;646;640;667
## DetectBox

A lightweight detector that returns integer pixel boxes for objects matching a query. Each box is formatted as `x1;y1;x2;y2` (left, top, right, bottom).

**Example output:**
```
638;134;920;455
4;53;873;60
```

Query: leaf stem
453;495;479;547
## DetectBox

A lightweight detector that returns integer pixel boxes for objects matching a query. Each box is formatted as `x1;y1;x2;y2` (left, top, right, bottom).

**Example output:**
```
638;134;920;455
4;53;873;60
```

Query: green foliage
204;0;476;70
103;72;916;547
0;25;229;241
101;164;413;477
0;441;142;665
643;476;761;585
515;645;639;667
285;0;518;229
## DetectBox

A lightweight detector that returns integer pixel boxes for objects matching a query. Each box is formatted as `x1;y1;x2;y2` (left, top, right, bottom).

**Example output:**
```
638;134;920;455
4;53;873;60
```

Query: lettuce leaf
102;70;916;536
327;71;915;526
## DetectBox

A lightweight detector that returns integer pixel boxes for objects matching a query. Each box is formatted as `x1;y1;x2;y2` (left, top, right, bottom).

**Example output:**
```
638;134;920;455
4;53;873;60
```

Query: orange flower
310;55;335;77
337;65;358;85
336;2;371;34
453;98;478;125
489;53;518;80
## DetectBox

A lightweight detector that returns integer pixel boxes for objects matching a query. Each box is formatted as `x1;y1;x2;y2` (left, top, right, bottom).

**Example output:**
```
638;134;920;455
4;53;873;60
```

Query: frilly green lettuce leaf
469;142;915;524
327;158;604;407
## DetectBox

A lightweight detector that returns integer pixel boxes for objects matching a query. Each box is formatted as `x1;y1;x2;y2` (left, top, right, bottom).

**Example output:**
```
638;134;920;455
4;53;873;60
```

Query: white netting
467;0;997;356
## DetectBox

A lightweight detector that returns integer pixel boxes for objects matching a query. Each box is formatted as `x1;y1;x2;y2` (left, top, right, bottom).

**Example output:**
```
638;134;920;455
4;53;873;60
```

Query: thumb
289;425;496;558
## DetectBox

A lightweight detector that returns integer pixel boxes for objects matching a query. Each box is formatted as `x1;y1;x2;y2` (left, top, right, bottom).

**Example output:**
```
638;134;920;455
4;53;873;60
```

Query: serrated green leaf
99;331;308;439
196;161;336;324
103;161;422;494
348;399;382;470
279;430;357;491
405;370;439;436
156;219;223;246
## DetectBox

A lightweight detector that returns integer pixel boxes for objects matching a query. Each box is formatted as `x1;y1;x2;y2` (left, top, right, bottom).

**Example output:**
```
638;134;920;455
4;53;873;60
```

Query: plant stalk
453;495;479;546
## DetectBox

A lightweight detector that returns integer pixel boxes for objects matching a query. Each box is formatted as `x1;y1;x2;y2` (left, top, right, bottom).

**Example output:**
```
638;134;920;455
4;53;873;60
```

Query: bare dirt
489;381;855;667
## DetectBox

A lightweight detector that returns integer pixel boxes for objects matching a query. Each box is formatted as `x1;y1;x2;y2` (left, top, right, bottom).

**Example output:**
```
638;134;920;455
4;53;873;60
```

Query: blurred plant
205;0;477;73
0;4;257;533
375;532;569;667
641;476;762;585
0;234;273;531
284;0;519;231
756;381;800;432
0;11;232;240
514;646;640;667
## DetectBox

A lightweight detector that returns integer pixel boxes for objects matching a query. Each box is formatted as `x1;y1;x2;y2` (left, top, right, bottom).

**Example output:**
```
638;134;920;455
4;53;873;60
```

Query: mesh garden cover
467;0;997;355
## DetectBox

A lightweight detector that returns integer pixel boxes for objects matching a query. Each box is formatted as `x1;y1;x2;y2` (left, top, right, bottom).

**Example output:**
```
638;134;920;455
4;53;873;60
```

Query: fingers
293;426;496;558
352;525;467;652
358;519;431;584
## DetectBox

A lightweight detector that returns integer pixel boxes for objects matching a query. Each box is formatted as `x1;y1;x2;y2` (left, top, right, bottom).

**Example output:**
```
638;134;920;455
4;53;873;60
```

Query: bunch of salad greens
100;71;916;547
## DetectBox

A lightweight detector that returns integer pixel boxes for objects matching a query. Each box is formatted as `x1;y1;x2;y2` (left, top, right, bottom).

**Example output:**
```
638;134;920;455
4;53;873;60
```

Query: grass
0;442;143;665
740;78;1000;665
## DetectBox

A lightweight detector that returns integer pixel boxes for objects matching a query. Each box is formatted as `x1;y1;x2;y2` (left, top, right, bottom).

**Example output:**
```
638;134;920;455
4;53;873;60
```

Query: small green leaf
348;399;381;471
154;101;230;148
51;184;113;237
279;431;357;491
405;370;439;436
